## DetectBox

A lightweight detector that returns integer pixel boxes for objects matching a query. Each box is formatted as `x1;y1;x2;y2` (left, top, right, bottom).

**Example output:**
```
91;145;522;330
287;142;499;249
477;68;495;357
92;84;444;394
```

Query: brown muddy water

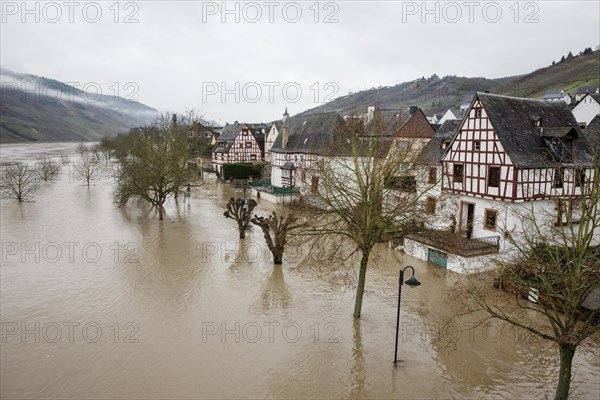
1;143;599;399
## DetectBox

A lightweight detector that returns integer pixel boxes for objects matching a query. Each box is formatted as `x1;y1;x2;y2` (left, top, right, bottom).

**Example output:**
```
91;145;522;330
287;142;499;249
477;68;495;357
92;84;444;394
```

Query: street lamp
394;265;421;365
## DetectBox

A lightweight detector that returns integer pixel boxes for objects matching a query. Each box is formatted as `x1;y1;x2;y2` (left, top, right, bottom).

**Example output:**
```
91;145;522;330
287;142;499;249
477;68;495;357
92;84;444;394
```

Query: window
553;168;564;188
251;154;257;161
425;197;436;214
474;141;481;151
475;108;482;118
575;168;586;187
488;167;500;188
246;142;252;148
484;209;497;230
428;167;437;184
453;164;464;183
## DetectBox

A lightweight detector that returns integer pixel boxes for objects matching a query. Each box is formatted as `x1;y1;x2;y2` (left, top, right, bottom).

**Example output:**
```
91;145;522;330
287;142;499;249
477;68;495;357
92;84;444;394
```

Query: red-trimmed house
212;122;268;176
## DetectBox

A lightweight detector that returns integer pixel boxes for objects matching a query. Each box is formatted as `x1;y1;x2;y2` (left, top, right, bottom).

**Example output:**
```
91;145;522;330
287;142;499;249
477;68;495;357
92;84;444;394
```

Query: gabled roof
270;112;344;154
575;85;598;95
471;92;592;168
543;88;567;99
395;109;436;138
213;122;268;152
418;120;461;164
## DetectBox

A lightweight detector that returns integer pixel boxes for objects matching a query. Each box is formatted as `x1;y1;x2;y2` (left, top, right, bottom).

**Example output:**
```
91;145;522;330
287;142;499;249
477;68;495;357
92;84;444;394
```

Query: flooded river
1;143;599;399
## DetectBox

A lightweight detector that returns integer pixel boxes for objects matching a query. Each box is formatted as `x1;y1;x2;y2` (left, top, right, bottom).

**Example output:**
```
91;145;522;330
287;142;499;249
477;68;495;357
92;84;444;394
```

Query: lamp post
394;265;421;365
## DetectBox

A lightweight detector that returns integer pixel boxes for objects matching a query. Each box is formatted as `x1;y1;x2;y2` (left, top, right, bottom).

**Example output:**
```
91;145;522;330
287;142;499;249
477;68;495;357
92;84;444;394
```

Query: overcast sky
1;1;599;124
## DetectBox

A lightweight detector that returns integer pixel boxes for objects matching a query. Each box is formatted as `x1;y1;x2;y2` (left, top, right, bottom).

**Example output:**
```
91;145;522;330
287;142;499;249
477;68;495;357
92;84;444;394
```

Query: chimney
172;113;177;129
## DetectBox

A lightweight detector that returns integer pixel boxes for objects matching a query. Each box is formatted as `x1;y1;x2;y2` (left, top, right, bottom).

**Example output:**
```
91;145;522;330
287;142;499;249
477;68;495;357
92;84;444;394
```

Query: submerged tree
299;111;436;318
456;159;600;400
252;211;304;264
74;151;100;186
0;162;40;202
224;197;257;239
35;156;61;181
113;114;196;220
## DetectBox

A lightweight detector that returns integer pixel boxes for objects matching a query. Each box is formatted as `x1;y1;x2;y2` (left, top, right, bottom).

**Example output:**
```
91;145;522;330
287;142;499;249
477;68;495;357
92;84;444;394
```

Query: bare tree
76;142;88;156
113;113;197;220
60;152;70;164
299;112;436;318
90;144;102;163
454;160;600;400
35;156;61;181
224;197;257;239
0;162;40;202
74;151;100;186
251;211;304;264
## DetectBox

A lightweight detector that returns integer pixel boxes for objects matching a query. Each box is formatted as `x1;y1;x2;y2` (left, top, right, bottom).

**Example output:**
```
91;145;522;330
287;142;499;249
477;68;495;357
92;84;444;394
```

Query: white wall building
571;93;600;126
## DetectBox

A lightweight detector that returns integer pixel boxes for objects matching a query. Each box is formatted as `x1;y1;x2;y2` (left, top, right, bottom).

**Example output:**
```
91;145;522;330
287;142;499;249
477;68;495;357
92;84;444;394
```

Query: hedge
222;163;264;180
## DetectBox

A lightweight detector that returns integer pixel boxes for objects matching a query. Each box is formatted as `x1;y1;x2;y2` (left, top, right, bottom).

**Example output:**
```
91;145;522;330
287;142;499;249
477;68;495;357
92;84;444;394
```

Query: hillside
492;50;600;98
299;50;600;117
0;69;161;143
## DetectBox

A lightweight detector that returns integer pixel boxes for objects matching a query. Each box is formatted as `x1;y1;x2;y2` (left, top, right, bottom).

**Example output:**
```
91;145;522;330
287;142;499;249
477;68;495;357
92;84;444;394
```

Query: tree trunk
273;249;283;265
555;343;576;400
353;250;370;319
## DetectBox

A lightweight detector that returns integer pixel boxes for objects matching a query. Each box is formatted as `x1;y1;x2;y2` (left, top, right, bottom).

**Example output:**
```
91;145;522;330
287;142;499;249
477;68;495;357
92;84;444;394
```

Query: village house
571;92;600;126
437;108;464;124
574;85;599;102
264;109;287;163
543;88;572;105
404;92;597;273
211;122;268;176
267;112;344;199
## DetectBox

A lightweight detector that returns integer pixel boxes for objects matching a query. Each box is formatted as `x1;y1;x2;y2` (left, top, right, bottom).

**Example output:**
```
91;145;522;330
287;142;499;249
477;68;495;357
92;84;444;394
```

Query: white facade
571;94;600;125
264;123;280;162
437;109;461;125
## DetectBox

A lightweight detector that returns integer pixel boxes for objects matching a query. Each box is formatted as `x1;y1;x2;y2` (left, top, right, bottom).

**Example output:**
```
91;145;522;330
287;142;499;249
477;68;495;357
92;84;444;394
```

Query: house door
311;176;319;193
461;202;475;231
427;249;447;268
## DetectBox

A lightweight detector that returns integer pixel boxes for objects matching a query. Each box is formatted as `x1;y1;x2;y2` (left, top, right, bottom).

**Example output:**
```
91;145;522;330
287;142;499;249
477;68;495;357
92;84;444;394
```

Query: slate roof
473;93;593;168
575;85;598;95
418;120;461;164
270;112;344;154
213;122;268;153
543;88;566;99
583;114;600;154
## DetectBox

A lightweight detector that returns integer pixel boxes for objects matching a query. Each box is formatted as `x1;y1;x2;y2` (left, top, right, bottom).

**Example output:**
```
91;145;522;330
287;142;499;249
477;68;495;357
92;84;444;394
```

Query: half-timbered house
404;93;597;273
211;122;268;176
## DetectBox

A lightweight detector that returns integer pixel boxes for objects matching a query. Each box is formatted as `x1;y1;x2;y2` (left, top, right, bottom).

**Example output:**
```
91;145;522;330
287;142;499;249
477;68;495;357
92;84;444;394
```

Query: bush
222;163;264;180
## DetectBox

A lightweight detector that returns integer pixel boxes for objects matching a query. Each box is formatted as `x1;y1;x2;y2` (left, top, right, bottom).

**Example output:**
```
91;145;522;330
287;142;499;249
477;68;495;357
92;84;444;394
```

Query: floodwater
1;143;599;399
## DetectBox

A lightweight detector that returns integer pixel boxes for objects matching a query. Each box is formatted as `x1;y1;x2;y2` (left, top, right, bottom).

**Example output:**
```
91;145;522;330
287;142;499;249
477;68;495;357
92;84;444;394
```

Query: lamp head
405;275;421;287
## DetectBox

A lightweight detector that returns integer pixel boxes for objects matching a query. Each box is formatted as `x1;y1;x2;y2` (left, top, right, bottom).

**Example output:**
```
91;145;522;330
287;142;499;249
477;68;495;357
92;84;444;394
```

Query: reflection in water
350;319;366;399
255;266;291;313
1;143;599;399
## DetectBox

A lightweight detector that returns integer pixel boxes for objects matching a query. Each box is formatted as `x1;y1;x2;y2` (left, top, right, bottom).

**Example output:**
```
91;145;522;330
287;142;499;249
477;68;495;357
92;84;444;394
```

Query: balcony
405;228;500;257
